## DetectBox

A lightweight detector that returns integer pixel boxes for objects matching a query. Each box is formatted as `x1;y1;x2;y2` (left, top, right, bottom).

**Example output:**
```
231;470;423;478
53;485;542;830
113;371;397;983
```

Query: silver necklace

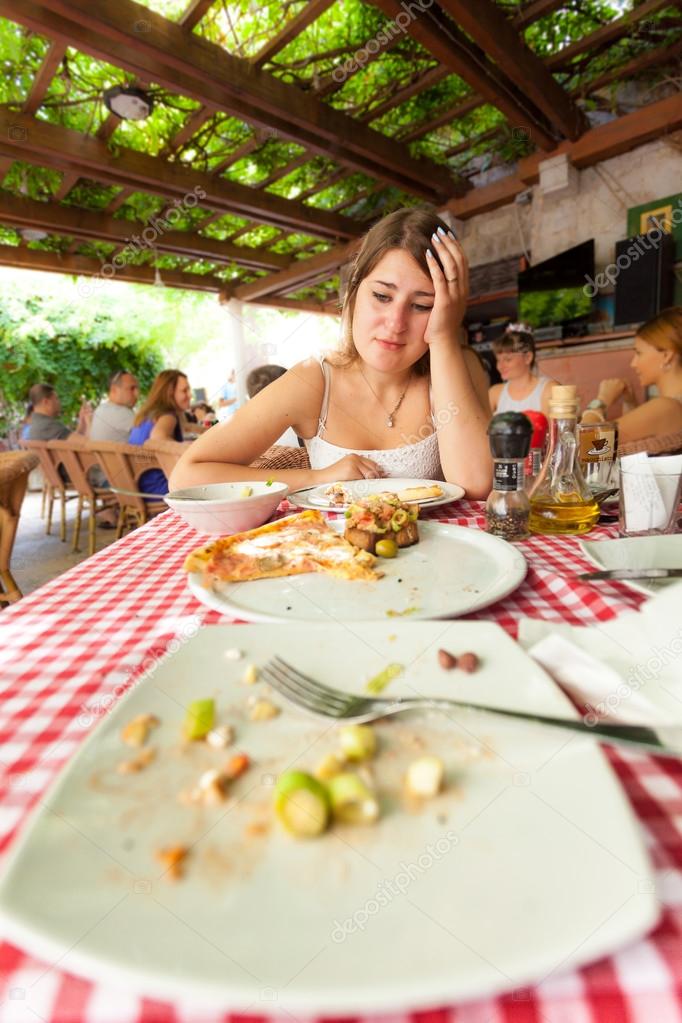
358;367;412;428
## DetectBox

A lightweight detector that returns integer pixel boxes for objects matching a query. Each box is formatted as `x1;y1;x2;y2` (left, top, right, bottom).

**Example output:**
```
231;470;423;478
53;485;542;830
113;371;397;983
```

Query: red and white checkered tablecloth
2;501;682;1023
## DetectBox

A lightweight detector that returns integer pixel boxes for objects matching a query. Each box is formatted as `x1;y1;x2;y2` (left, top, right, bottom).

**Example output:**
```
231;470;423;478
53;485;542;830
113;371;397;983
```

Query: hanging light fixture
20;227;49;242
103;85;153;121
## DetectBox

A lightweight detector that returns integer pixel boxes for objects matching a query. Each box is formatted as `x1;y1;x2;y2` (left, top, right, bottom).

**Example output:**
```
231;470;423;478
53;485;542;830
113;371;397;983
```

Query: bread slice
396;484;443;502
344;520;419;553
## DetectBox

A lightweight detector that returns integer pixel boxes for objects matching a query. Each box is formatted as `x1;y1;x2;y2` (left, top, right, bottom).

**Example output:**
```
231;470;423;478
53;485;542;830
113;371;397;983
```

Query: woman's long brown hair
337;206;451;377
134;369;187;426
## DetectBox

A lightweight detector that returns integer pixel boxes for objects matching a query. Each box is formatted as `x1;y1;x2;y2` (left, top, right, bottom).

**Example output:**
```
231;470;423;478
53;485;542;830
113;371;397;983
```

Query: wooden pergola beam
0;191;292;270
546;0;674;70
362;66;448;125
0;243;229;292
578;37;682;97
513;0;566;30
445;94;682;220
370;0;557;151
251;0;336;70
179;0;215;31
0;109;359;241
23;40;66;116
437;0;588;140
9;0;459;201
234;240;361;302
253;297;340;316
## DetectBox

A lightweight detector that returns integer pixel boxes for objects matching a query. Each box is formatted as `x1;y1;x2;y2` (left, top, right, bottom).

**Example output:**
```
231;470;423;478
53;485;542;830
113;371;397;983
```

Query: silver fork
261;656;682;758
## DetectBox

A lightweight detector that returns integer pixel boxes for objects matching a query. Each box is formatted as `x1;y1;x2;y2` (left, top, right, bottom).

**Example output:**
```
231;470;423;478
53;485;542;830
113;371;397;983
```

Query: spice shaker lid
487;411;532;459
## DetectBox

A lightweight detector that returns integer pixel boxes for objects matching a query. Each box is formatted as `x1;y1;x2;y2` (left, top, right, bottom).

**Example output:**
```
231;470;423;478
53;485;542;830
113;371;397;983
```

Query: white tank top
304;359;444;480
497;375;551;414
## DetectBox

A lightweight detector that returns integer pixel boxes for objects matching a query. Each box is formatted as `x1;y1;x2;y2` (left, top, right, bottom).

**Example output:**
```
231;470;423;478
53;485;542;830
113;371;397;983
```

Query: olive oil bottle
529;385;600;535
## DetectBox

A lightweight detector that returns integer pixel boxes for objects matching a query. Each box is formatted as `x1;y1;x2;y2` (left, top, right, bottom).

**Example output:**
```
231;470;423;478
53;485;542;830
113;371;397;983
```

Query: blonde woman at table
488;323;559;419
581;307;682;448
170;207;492;498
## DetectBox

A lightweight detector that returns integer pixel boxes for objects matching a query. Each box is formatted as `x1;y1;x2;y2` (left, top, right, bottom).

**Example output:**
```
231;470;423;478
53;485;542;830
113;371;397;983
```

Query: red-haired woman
129;369;192;495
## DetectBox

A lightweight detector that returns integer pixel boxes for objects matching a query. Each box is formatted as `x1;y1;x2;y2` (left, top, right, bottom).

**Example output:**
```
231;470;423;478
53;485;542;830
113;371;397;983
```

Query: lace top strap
317;357;332;436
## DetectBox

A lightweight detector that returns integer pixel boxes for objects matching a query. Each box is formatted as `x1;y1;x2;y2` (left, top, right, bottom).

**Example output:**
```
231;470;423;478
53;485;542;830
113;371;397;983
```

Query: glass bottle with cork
529;385;600;535
486;412;532;541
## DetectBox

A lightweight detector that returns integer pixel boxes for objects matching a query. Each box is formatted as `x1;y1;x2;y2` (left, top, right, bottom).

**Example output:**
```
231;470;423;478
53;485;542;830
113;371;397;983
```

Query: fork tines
261;656;356;718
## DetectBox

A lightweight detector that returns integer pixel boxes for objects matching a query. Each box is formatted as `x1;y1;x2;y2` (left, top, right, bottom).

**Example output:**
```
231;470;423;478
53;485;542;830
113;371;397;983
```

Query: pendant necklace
359;367;412;428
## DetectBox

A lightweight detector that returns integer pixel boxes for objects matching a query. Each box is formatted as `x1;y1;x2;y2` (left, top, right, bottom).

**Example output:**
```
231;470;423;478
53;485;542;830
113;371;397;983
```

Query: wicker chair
0;450;39;605
21;439;79;542
46;437;118;556
619;430;682;457
250;444;311;472
87;441;168;536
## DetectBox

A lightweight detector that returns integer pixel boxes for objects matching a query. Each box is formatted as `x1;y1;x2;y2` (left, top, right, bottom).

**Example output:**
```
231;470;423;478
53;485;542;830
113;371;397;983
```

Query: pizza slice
396;484;444;503
184;509;380;584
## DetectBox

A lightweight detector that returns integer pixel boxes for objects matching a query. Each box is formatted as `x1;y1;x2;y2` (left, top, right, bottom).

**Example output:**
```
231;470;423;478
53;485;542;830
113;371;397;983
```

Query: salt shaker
486;412;533;541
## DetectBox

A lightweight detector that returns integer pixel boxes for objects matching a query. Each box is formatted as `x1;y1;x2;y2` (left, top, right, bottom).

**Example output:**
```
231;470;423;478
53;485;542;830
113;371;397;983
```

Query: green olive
375;538;398;559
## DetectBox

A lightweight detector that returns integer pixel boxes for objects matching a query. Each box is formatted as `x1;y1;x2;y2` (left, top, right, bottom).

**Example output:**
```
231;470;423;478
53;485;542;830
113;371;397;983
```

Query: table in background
1;502;681;1023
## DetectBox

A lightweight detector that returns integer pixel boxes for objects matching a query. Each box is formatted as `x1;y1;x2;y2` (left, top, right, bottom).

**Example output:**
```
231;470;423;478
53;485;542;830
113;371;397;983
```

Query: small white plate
187;520;527;622
0;623;658;1013
289;477;464;510
580;534;682;596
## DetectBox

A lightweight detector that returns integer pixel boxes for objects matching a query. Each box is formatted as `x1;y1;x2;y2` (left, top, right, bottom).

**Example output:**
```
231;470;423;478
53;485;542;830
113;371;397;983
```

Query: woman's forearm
169;457;316;492
430;344;492;497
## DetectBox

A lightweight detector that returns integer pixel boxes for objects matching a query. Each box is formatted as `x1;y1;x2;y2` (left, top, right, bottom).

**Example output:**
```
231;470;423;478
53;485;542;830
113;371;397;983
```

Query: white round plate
188;520;527;622
289;477;464;510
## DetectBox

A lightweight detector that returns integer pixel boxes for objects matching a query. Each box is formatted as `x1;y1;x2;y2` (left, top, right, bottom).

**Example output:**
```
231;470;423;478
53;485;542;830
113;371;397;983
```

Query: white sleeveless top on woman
497;374;551;414
304;358;444;480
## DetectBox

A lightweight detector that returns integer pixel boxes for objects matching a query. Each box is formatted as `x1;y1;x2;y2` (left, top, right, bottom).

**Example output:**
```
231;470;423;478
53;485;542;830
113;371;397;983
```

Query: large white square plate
188;520;527;622
0;623;657;1013
580;534;682;596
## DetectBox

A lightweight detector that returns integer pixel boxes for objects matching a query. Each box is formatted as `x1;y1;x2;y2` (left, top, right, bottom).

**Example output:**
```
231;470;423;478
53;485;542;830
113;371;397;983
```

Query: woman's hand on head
316;454;384;483
424;229;469;348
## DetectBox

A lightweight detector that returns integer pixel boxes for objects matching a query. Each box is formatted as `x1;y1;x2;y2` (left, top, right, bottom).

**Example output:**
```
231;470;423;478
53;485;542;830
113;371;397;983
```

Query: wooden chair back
86;441;167;521
21;439;67;490
0;451;39;603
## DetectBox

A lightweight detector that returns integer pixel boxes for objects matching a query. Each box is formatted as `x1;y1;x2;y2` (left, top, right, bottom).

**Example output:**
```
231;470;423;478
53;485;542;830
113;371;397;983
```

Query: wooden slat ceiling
0;0;679;308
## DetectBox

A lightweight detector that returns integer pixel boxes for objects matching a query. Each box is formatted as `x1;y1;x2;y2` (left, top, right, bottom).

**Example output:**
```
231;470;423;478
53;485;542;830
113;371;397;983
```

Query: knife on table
579;568;682;581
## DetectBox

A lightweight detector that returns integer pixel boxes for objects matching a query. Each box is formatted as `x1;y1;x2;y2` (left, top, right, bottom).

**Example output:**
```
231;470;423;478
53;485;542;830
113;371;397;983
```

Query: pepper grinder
486;412;533;541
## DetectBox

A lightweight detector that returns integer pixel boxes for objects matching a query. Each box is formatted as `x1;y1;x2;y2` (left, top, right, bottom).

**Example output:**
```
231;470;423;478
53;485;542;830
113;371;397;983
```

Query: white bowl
164;481;289;536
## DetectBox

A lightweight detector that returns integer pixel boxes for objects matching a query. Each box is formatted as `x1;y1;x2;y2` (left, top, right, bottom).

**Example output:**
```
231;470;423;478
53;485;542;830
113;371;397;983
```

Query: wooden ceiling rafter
250;0;336;70
0;242;229;292
436;0;588;140
370;0;557;150
0;190;293;270
6;0;459;201
546;0;676;70
23;40;67;115
578;36;682;96
0;109;359;241
234;239;359;302
179;0;216;32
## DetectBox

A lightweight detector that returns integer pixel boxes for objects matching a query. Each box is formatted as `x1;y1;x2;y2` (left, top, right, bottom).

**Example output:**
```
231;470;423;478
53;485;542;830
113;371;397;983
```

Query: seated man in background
89;370;139;443
27;384;90;440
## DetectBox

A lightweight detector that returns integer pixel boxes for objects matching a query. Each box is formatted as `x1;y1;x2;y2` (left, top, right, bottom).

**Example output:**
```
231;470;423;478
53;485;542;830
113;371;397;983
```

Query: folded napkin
519;581;682;725
620;451;682;533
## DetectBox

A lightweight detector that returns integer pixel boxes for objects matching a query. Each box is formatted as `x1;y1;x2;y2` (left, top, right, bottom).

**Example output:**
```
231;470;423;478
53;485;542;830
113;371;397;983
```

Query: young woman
129;369;192;495
488;323;558;419
170;208;492;498
581;307;682;446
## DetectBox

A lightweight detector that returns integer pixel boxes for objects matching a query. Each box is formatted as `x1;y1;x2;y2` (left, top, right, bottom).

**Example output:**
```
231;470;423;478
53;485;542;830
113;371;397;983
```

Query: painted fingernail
448;230;456;240
431;232;441;244
437;226;447;236
426;248;434;258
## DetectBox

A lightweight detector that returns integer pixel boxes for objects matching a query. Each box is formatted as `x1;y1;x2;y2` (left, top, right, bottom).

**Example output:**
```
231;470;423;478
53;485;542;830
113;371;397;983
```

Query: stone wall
458;134;682;273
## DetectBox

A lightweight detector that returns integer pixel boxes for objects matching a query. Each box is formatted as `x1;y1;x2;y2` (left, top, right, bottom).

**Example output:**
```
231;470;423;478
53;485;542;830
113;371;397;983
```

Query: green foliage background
0;270;228;433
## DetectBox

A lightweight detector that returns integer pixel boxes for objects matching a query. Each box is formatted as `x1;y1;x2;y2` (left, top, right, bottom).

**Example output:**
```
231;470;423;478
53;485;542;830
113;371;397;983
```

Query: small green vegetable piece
327;772;380;825
390;509;408;531
184;699;215;740
274;771;330;838
375;538;398;558
339;724;376;762
366;662;403;694
266;478;274;486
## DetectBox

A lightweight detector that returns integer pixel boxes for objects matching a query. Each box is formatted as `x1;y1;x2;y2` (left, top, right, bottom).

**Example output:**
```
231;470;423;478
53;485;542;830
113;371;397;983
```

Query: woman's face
351;248;433;373
630;336;669;388
173;376;192;411
495;349;533;381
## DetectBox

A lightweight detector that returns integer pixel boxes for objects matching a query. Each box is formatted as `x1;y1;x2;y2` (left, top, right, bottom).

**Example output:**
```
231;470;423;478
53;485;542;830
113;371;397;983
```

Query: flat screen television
518;240;595;329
